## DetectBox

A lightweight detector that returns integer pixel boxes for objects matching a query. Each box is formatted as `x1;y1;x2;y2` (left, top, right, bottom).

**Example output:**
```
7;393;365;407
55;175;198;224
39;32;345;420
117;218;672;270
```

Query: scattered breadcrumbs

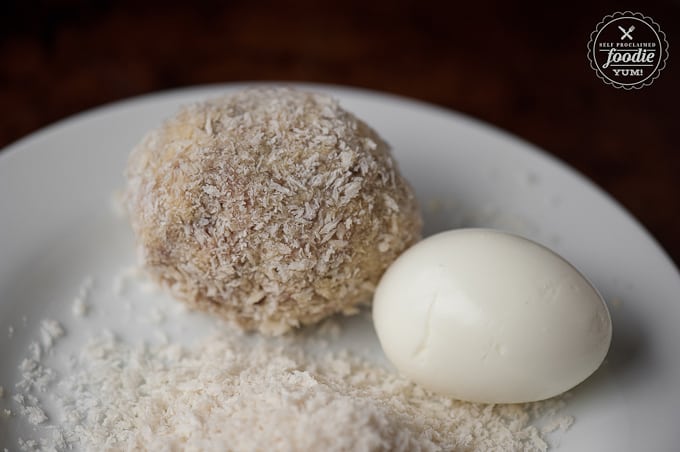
4;313;571;452
71;277;93;318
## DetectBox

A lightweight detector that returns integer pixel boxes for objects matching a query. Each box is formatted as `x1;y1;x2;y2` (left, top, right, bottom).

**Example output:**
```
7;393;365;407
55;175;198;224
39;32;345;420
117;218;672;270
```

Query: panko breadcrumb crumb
125;87;422;334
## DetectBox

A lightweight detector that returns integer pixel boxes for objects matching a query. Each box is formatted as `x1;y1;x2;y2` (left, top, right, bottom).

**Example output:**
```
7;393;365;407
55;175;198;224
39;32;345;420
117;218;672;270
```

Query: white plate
1;83;679;450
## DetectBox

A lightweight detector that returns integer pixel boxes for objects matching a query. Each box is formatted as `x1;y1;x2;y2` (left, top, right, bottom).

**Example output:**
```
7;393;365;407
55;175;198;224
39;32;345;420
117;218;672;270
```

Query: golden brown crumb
125;87;422;334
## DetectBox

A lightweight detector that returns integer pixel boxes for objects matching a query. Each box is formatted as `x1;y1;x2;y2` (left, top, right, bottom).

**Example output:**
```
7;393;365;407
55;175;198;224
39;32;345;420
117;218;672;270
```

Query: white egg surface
372;228;612;404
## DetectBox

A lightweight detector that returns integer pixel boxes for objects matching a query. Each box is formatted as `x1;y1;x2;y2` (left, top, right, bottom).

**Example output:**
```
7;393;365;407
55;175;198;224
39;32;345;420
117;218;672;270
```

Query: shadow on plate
569;293;649;399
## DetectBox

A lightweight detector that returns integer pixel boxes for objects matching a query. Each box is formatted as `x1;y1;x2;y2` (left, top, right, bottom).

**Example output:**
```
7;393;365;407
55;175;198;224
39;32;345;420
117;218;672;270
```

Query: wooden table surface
1;0;679;266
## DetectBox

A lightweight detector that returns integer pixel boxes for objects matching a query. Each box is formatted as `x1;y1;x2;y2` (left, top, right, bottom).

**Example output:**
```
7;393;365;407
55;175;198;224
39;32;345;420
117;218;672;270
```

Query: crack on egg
412;290;438;359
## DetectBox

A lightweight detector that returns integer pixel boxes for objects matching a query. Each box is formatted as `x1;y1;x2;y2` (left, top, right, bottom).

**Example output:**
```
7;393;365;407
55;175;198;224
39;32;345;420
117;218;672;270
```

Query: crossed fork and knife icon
618;24;635;40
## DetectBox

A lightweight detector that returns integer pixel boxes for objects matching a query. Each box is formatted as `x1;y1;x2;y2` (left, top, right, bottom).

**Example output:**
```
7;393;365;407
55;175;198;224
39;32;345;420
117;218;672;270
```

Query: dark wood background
1;0;679;266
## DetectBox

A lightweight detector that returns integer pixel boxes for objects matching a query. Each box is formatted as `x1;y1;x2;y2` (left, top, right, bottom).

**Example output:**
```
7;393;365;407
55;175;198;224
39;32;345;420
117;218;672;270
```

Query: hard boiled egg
372;228;612;404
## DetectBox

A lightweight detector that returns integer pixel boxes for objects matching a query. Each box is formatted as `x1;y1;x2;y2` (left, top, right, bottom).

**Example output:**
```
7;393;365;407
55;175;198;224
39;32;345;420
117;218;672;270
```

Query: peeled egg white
372;228;612;404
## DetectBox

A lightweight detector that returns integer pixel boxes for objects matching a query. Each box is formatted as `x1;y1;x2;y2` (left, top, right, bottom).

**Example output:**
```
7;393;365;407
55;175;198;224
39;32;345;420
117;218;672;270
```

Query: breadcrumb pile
49;331;566;452
3;270;573;452
7;321;569;452
125;87;422;334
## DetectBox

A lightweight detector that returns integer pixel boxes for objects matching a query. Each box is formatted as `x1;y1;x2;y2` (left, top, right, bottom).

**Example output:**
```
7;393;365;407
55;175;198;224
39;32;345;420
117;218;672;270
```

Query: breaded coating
125;87;422;334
